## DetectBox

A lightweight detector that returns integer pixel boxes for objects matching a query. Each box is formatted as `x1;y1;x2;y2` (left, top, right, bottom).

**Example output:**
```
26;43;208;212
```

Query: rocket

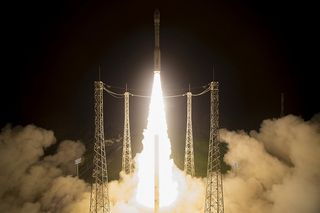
154;10;160;213
154;9;161;72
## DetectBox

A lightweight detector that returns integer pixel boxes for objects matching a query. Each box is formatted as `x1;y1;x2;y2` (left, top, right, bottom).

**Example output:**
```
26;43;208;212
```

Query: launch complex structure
89;10;224;213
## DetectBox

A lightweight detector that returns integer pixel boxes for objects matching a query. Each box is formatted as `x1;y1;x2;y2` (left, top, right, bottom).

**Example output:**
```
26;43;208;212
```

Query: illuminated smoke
0;114;319;212
110;114;320;212
221;114;320;213
0;124;90;213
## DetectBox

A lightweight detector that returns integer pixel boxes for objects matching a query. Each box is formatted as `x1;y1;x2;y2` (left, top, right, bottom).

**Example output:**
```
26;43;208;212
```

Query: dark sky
2;0;318;174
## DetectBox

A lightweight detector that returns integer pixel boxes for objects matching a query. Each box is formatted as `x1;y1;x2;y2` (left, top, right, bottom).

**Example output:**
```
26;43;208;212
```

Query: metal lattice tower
184;90;195;176
204;81;224;213
90;81;110;213
122;91;133;174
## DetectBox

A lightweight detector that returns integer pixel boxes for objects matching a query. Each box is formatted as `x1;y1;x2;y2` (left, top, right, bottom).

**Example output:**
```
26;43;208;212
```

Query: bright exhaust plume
135;71;178;208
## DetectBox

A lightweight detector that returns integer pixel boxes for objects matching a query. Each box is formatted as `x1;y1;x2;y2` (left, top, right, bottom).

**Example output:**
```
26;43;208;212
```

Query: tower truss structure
204;81;224;213
184;91;195;176
122;91;133;174
90;81;110;213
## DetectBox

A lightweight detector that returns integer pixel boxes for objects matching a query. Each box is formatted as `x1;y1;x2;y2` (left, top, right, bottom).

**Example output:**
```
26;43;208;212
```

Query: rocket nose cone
154;9;160;23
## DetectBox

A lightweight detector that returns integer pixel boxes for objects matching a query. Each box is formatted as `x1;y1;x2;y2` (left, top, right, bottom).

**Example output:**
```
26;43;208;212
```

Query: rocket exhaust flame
135;10;178;210
135;72;178;208
154;135;159;213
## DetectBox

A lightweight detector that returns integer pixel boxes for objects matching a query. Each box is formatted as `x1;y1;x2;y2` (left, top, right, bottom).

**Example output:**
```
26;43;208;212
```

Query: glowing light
136;71;178;208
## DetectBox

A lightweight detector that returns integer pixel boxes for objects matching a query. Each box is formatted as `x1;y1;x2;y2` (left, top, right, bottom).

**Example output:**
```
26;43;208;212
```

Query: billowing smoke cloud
108;114;320;212
108;169;205;213
221;114;320;213
0;124;90;213
1;114;319;212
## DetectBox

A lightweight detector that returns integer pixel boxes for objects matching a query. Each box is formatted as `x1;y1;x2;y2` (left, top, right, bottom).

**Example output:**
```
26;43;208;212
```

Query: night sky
2;1;318;176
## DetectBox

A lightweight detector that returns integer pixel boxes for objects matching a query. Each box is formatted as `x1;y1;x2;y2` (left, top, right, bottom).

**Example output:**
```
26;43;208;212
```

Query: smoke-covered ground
0;114;319;212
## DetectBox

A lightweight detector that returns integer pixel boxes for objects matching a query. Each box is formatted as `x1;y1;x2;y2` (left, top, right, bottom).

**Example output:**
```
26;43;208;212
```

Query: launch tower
122;89;133;174
204;81;224;213
90;80;111;213
184;87;195;176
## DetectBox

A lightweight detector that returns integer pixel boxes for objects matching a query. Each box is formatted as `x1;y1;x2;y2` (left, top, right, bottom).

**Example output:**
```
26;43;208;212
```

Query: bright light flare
136;71;178;208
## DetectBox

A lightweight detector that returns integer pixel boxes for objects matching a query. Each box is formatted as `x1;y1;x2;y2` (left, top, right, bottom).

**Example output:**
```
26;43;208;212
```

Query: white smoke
221;114;320;213
108;114;320;212
109;168;206;213
0;124;90;213
1;114;319;212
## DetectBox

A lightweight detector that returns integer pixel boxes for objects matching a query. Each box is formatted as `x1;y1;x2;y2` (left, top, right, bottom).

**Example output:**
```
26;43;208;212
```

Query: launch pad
89;10;224;213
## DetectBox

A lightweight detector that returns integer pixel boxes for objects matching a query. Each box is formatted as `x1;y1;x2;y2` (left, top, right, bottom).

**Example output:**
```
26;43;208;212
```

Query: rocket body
154;9;161;72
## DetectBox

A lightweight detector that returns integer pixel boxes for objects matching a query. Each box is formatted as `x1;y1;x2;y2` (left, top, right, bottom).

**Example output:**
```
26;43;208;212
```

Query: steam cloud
221;114;320;213
0;114;319;212
0;125;90;213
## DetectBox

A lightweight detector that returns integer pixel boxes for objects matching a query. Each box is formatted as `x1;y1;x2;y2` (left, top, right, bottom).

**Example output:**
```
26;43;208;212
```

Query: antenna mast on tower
280;92;284;117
